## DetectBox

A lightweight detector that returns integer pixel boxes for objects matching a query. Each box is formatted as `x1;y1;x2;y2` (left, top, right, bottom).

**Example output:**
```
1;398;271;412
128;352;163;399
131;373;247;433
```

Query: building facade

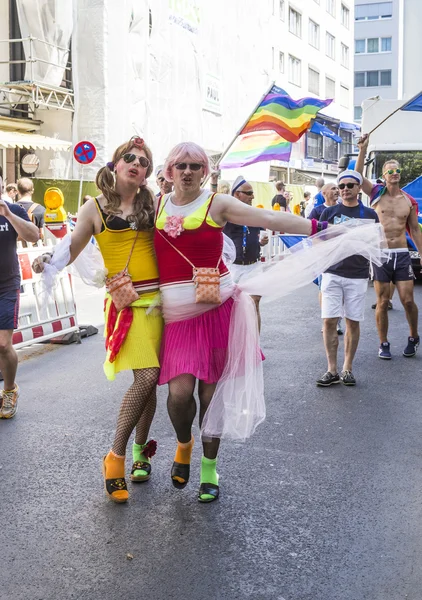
0;0;355;193
354;0;422;123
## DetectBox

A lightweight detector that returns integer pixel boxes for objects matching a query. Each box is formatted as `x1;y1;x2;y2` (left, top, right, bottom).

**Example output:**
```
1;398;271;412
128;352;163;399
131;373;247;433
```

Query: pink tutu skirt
158;297;234;385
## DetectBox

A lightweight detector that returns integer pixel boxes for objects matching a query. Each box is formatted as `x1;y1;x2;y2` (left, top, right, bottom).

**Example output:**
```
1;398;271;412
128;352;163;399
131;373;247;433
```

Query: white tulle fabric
163;220;387;441
40;234;107;296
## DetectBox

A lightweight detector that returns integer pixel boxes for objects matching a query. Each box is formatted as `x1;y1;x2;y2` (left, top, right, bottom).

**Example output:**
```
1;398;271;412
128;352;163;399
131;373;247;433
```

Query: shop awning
0;130;71;151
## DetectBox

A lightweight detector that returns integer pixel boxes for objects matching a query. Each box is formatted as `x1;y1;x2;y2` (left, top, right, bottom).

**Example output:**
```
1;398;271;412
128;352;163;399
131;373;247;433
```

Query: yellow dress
94;201;163;381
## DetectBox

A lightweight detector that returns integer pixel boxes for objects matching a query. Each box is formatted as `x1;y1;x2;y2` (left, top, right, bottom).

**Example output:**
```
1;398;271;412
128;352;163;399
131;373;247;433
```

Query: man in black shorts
0;197;39;418
357;134;422;359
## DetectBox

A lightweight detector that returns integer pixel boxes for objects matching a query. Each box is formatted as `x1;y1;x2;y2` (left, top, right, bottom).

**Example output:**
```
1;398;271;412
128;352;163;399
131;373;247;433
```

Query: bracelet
311;219;318;236
317;221;328;232
210;182;218;190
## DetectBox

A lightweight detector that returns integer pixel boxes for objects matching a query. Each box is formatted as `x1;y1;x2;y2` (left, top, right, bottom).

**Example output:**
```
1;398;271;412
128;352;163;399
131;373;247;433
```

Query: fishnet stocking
134;387;157;445
112;368;159;456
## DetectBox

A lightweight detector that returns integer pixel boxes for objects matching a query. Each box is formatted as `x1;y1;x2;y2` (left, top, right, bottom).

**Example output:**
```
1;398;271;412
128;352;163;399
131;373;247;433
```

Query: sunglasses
383;168;401;175
338;182;358;190
174;162;203;171
122;153;150;168
237;190;254;196
157;177;165;183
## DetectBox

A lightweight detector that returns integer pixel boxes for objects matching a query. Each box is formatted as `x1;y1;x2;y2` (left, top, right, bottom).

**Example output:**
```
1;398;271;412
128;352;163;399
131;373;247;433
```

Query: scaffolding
0;36;74;116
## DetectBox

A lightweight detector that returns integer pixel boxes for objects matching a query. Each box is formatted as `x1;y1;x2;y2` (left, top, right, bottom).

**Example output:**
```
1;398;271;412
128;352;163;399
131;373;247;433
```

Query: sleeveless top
94;198;159;292
154;192;229;286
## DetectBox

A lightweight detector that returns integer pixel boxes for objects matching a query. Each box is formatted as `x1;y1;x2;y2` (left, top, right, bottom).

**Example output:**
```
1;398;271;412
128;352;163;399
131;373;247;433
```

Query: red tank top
154;193;229;286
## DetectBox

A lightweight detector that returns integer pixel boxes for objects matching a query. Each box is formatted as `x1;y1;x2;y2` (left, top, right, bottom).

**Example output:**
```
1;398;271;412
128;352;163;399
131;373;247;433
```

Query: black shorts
0;288;20;330
373;250;414;283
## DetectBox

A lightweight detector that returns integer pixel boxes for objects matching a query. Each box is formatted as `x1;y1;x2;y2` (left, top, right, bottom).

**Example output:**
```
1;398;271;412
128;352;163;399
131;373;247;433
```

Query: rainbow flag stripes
241;85;333;143
220;131;292;169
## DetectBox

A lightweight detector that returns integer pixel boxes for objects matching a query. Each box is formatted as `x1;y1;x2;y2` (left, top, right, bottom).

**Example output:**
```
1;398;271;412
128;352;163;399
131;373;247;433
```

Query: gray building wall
354;0;401;120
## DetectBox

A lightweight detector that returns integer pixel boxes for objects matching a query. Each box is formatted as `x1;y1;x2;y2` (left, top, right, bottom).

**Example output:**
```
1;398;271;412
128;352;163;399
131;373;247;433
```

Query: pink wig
163;142;211;181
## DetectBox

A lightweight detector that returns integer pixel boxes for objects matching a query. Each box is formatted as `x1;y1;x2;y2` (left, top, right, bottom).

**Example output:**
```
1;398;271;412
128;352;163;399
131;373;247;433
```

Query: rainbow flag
241;85;333;143
220;131;292;169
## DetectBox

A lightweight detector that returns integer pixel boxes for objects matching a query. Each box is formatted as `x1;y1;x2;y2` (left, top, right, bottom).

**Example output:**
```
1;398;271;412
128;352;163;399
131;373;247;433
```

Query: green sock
200;457;219;499
133;442;150;476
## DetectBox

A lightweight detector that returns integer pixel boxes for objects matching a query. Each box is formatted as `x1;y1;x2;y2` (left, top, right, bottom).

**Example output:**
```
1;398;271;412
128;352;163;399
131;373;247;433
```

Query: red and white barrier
13;241;80;349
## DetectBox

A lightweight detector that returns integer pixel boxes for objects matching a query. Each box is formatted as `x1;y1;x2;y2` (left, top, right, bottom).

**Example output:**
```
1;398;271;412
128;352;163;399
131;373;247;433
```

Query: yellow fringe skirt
103;292;163;381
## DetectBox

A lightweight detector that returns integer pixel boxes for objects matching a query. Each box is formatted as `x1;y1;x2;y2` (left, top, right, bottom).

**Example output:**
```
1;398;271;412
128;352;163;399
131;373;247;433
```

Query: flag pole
202;80;276;187
368;90;422;135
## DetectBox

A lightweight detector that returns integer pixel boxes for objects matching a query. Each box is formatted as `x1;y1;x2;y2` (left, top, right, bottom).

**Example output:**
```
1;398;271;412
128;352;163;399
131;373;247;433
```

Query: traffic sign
74;141;96;165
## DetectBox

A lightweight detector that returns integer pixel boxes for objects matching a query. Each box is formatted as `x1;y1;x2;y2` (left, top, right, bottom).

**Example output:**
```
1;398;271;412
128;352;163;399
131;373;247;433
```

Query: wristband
311;219;318;236
317;221;328;233
210;182;218;190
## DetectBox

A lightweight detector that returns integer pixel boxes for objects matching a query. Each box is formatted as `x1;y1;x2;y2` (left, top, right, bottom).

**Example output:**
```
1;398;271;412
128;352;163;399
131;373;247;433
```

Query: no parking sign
74;140;96;210
74;140;96;165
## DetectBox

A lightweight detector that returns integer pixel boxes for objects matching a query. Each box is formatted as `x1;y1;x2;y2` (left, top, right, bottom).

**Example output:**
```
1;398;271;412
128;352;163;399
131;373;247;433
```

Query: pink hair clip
131;136;144;149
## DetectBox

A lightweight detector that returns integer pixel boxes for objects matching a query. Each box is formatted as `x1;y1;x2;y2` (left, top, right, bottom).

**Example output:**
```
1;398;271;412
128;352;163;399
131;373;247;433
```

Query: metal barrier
13;240;80;349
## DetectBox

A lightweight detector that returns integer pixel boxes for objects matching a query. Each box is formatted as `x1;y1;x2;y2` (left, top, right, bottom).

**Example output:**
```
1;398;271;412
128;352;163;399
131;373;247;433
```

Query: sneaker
0;385;19;419
316;371;340;387
378;342;392;360
340;370;356;386
403;336;420;358
372;301;393;310
337;325;343;335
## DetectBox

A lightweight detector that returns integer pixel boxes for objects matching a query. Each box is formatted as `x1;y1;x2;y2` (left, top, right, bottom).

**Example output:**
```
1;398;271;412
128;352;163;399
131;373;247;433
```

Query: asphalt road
2;282;422;600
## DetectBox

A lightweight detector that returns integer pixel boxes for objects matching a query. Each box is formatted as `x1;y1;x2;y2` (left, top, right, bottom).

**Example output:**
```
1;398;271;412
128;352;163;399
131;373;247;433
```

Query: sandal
171;462;190;489
198;482;219;503
130;461;151;482
102;456;129;503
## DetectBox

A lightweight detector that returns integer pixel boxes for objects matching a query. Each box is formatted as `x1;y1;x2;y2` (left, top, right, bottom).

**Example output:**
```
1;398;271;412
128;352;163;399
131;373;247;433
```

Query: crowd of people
0;132;419;507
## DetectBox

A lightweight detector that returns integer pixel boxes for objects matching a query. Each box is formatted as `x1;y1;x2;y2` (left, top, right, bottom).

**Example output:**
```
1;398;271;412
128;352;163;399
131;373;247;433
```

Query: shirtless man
357;134;422;359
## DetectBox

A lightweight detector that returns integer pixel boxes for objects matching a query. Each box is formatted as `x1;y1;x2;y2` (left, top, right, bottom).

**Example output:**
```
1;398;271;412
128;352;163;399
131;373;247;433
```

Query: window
307;132;323;159
381;37;392;51
340;84;349;107
354;106;363;121
354;70;392;87
288;54;301;86
355;37;392;53
326;0;335;16
279;51;284;73
367;38;379;53
324;133;338;162
340;130;353;155
279;0;285;19
341;43;349;67
326;76;335;98
355;39;365;53
380;69;391;85
326;32;335;59
367;70;379;86
289;7;302;37
355;72;365;87
308;67;320;95
341;3;350;27
355;2;392;20
309;19;320;49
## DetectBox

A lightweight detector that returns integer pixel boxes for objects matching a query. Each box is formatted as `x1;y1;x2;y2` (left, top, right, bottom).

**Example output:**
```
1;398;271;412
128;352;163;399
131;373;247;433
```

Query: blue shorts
0;288;20;330
373;249;414;283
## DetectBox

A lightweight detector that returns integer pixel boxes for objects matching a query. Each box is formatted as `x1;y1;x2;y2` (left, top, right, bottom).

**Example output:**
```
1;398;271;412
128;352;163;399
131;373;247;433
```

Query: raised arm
356;134;375;197
211;194;312;235
0;199;39;243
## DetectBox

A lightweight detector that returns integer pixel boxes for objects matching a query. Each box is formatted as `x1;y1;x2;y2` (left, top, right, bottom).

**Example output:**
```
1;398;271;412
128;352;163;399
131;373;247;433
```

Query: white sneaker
0;385;19;419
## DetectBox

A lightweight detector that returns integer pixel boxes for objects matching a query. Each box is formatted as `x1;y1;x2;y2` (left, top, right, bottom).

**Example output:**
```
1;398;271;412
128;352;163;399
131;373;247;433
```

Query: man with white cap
223;176;269;331
357;134;422;359
316;169;378;387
